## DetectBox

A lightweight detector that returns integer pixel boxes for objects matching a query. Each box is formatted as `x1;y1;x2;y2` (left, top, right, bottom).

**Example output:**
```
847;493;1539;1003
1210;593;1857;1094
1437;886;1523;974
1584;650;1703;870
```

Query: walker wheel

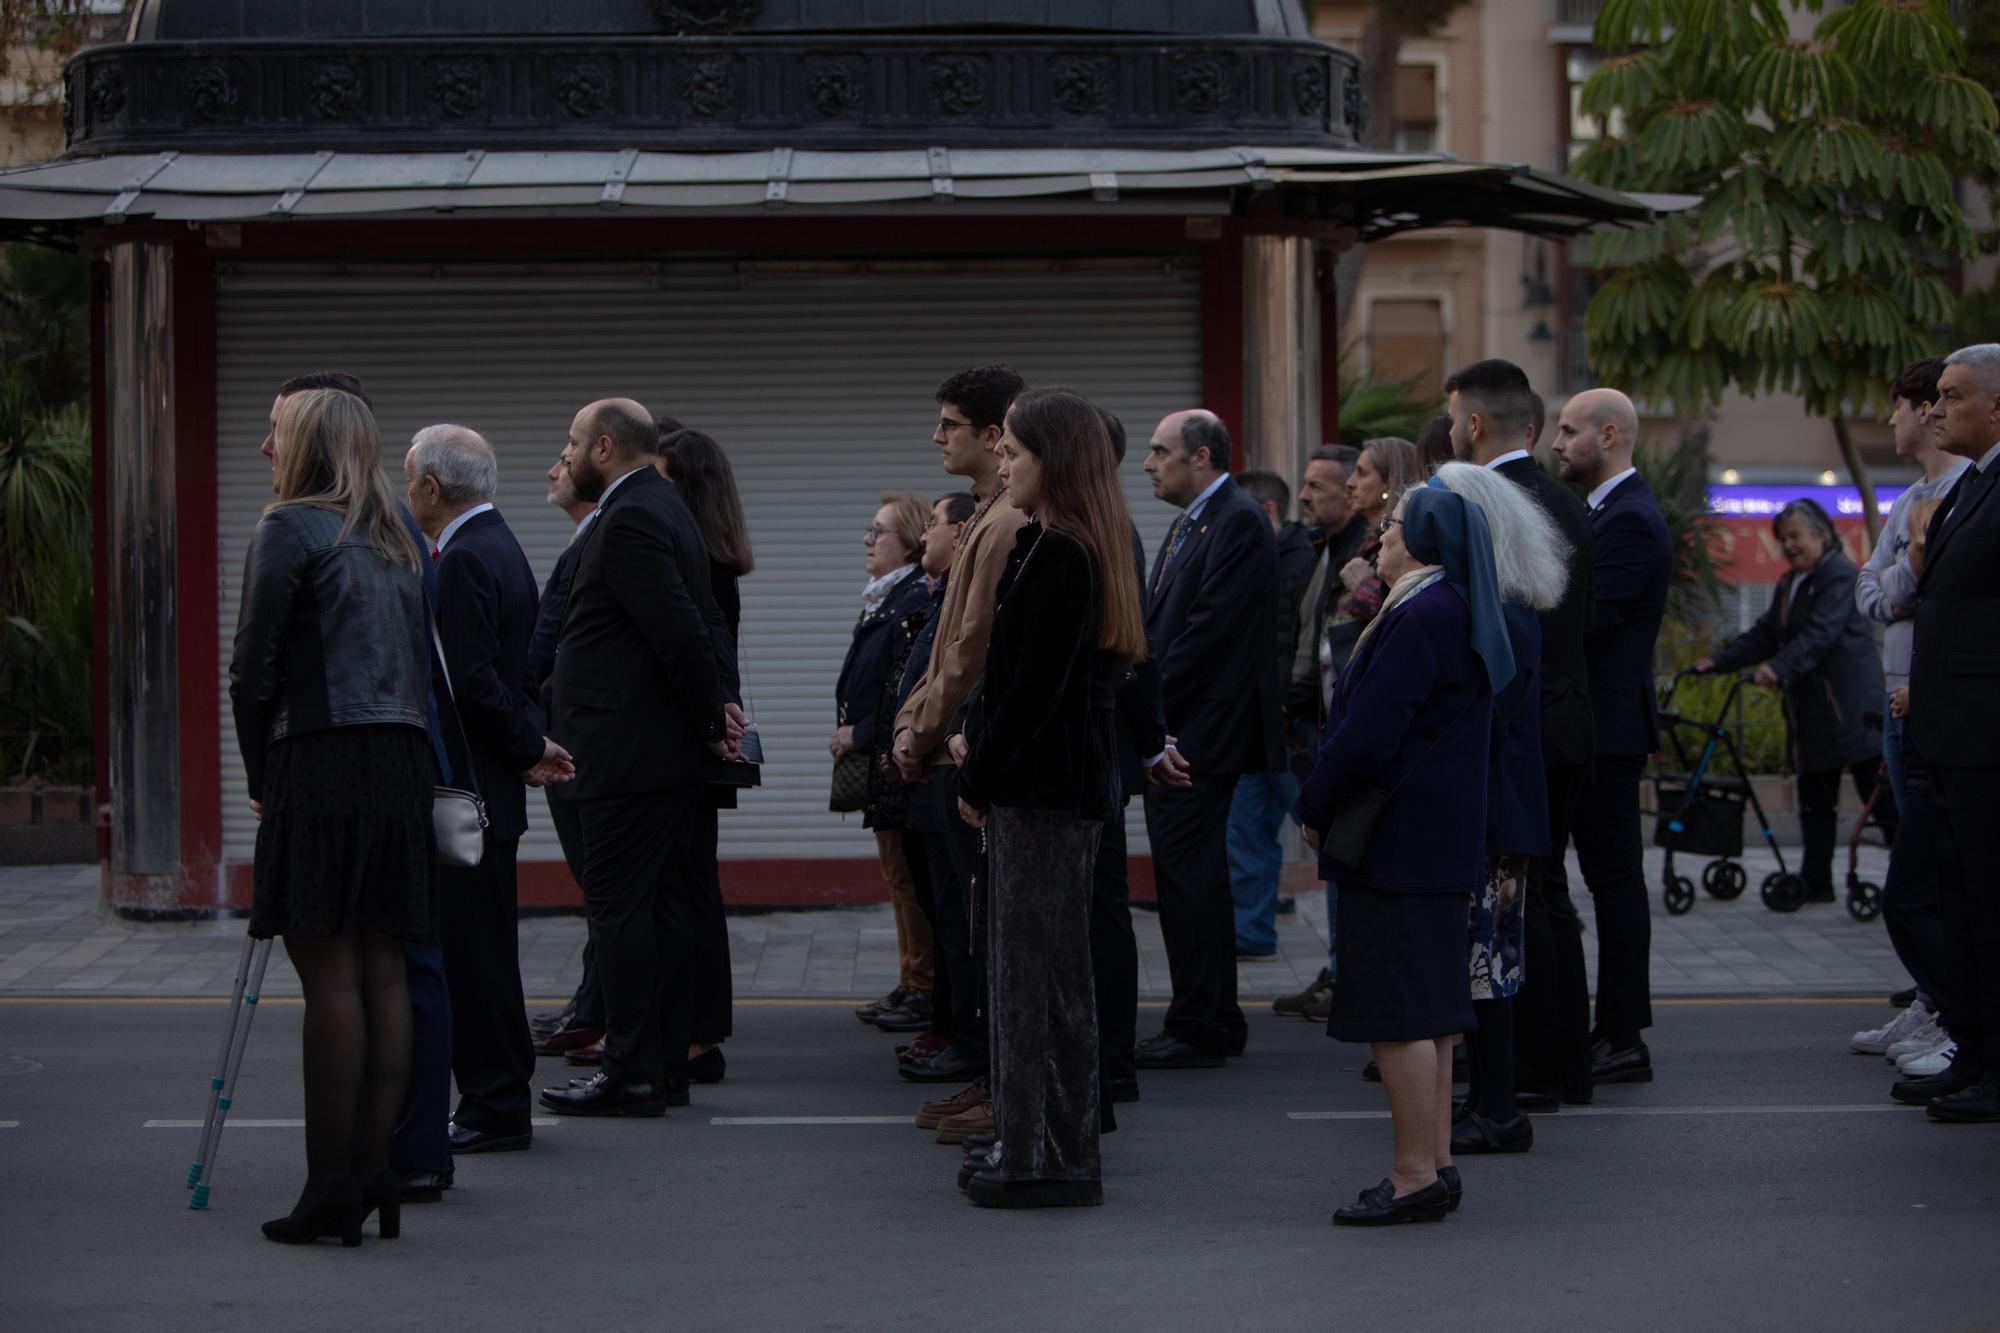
1702;860;1747;900
1761;872;1807;913
1663;875;1695;915
1847;880;1882;923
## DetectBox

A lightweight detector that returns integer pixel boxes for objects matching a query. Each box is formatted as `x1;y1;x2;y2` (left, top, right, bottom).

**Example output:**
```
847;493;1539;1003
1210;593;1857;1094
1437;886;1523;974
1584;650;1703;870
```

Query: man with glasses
892;365;1027;1145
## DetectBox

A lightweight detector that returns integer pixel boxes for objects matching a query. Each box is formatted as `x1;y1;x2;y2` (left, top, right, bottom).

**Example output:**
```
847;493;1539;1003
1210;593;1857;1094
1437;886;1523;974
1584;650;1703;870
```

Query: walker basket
1651;777;1746;858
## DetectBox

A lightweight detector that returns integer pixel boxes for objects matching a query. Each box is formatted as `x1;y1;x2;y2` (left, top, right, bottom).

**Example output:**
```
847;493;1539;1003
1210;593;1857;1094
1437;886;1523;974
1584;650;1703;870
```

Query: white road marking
1288;1103;1914;1121
145;1118;561;1128
0;1120;18;1128
709;1116;915;1126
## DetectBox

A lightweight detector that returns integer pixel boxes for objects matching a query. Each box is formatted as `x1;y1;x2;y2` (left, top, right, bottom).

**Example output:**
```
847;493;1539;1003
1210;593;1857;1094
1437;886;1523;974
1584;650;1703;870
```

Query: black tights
285;932;411;1187
1464;997;1518;1122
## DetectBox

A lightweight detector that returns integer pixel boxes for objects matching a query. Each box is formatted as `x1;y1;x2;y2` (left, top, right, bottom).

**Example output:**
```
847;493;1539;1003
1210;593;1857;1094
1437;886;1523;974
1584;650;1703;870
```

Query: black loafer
1450;1109;1534;1154
1334;1177;1449;1226
1515;1090;1561;1113
538;1073;667;1117
1591;1040;1653;1085
1369;1167;1461;1213
398;1169;453;1202
1926;1073;2000;1121
1133;1035;1225;1070
446;1122;531;1154
965;1169;1102;1208
1891;1063;1982;1106
1106;1075;1140;1104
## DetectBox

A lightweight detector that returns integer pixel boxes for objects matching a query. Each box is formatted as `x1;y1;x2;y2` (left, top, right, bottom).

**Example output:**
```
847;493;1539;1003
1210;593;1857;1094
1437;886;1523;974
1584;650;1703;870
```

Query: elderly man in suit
1447;359;1597;1106
1899;342;2000;1121
1549;387;1671;1087
404;425;572;1154
538;397;742;1118
1136;409;1282;1067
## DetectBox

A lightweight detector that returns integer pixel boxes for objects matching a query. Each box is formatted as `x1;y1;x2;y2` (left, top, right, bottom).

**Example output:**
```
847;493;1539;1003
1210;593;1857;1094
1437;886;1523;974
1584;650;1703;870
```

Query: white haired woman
1428;463;1570;1158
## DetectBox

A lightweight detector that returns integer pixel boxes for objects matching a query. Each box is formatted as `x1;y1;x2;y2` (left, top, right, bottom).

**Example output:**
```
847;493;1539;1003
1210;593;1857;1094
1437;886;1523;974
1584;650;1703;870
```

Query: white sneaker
1899;1041;1958;1078
1852;1003;1933;1055
1885;1013;1944;1063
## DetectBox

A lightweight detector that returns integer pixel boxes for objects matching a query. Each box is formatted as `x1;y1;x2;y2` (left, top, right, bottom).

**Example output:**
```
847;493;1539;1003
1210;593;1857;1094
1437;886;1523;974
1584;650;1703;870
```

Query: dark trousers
989;806;1102;1183
1515;761;1593;1098
1090;807;1139;1084
902;826;952;1038
1928;764;2000;1072
437;834;535;1135
1572;752;1652;1047
576;790;699;1088
688;796;732;1046
1882;751;1951;1015
928;768;989;1068
1797;761;1896;897
1144;772;1245;1054
546;788;604;1029
389;939;453;1174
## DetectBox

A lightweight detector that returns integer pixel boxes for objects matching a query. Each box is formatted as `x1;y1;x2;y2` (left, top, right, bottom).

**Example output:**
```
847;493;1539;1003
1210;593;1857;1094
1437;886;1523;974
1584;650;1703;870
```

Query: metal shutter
216;265;1201;865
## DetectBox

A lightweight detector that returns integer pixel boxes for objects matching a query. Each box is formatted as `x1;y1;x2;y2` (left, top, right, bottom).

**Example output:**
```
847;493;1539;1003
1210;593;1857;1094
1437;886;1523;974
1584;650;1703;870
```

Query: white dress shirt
1484;449;1531;471
1586;466;1638;511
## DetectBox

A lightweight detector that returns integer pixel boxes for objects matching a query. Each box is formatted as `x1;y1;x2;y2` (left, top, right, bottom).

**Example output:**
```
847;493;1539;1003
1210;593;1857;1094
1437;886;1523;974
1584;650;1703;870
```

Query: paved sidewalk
0;841;1903;1001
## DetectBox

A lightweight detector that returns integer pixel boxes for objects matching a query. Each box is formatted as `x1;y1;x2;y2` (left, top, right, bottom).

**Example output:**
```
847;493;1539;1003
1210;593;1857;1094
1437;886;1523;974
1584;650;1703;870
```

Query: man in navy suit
405;425;572;1153
1137;409;1282;1066
1550;388;1672;1085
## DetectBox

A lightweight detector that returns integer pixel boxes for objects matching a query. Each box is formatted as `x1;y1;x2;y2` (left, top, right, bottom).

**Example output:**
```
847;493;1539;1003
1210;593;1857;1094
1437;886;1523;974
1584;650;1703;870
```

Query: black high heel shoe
688;1047;726;1085
360;1170;402;1240
261;1177;364;1247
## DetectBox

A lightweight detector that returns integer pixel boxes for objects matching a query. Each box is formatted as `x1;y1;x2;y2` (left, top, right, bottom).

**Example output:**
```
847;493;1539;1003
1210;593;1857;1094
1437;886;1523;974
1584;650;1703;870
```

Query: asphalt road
1;997;1995;1331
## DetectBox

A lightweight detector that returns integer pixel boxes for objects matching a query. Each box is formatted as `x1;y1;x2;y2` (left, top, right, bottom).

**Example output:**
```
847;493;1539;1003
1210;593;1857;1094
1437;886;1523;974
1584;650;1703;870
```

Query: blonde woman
228;388;433;1247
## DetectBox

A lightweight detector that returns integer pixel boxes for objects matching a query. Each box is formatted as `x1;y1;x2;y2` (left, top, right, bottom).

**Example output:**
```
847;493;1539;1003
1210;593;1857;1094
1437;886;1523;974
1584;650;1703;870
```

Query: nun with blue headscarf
1296;483;1513;1227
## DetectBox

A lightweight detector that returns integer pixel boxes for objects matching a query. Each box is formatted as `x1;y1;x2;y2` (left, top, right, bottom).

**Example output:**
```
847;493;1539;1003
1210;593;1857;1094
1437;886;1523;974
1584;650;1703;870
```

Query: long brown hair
1004;387;1147;669
269;388;419;569
660;429;755;575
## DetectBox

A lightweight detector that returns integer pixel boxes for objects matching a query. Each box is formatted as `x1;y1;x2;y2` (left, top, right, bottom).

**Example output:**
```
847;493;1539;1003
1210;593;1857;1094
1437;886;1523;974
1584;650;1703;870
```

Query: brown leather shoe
563;1040;605;1067
934;1100;993;1145
914;1078;986;1130
534;1024;605;1057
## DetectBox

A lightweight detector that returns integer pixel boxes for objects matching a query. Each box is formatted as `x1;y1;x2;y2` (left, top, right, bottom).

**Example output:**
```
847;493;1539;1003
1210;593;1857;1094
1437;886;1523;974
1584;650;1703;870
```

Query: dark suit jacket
528;527;586;696
548;467;727;800
1584;472;1672;757
1488;603;1551;858
432;508;545;841
1496;456;1595;768
1294;580;1493;891
1145;476;1283;778
1911;462;2000;768
1116;523;1167;801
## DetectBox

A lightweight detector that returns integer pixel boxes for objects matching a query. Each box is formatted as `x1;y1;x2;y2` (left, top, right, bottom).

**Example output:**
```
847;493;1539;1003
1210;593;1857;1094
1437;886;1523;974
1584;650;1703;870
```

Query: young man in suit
405;425;572;1152
526;448;606;1061
1550;387;1671;1086
1900;343;2000;1121
539;398;742;1118
1137;409;1282;1067
1447;360;1597;1107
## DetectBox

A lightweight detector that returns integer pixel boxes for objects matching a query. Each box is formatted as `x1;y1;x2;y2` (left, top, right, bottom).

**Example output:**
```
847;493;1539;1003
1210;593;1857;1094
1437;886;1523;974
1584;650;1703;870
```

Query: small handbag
1316;693;1476;873
830;747;870;813
712;629;763;790
427;615;489;868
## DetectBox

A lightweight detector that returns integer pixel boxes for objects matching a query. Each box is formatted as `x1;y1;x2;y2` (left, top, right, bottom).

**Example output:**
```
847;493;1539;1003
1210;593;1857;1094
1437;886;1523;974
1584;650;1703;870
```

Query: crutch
187;934;273;1210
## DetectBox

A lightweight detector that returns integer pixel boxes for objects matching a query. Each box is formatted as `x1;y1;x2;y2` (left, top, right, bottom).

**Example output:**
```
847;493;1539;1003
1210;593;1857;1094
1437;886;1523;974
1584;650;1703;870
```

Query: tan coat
894;472;1028;762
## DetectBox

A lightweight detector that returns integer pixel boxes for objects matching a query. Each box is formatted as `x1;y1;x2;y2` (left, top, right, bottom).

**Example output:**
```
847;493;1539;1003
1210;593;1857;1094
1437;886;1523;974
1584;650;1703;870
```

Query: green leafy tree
1573;0;1999;540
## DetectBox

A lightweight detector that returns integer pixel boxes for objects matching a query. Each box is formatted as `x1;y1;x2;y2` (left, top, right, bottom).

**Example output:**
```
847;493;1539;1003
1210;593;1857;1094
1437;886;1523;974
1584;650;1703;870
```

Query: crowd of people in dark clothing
223;343;2000;1246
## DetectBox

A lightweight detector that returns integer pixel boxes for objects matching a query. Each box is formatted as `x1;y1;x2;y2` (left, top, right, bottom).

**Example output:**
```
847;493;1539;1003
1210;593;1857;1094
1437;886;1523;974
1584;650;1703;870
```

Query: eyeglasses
1379;515;1403;536
935;417;975;435
863;524;893;541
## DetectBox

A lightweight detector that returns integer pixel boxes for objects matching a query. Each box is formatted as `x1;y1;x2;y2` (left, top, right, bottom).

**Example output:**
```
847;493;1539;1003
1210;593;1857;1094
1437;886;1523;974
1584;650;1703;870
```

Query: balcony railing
1556;0;1603;25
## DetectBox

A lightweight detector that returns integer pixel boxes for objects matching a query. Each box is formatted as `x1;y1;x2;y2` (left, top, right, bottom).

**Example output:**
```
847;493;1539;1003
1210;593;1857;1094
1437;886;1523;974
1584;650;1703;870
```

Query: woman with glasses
836;491;937;1032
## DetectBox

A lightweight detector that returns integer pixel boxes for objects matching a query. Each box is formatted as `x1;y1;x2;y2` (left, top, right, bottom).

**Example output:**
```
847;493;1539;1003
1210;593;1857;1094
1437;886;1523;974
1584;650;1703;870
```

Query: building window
1562;47;1624;167
1367;298;1446;400
1393;64;1439;155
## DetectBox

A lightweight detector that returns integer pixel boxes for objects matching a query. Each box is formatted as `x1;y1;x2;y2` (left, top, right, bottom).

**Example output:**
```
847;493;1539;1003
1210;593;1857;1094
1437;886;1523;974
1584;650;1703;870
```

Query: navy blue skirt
1330;880;1478;1043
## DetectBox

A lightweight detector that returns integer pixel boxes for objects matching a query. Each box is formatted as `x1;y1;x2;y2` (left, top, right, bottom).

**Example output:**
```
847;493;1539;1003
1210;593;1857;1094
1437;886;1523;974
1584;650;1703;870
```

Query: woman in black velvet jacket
951;387;1148;1211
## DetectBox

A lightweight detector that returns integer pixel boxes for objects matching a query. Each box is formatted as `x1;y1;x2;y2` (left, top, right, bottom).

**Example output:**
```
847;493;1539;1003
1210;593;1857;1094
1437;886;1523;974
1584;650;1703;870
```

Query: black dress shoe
1927;1074;2000;1122
538;1073;667;1117
1515;1090;1560;1114
1888;986;1916;1010
1892;1059;1984;1106
965;1169;1103;1208
1366;1168;1461;1214
1361;1060;1381;1082
962;1131;997;1151
529;1003;576;1040
563;1075;689;1105
1591;1040;1653;1085
898;1047;983;1083
1106;1075;1140;1104
1333;1177;1450;1226
958;1146;999;1191
1451;1109;1534;1154
1226;1029;1249;1057
447;1122;531;1154
688;1047;726;1084
398;1169;453;1202
1132;1035;1225;1070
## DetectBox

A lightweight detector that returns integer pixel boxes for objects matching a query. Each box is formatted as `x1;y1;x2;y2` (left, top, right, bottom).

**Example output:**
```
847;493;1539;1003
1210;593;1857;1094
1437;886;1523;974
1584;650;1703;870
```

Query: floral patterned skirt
1468;861;1525;1001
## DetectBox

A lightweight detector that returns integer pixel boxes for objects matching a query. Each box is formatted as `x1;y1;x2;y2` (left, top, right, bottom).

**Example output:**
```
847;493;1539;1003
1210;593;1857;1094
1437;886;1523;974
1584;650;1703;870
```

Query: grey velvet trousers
988;805;1103;1184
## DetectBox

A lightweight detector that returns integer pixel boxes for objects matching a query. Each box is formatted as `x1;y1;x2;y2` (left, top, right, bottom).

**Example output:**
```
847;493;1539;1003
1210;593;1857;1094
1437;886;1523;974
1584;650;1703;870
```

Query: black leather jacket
228;503;430;799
